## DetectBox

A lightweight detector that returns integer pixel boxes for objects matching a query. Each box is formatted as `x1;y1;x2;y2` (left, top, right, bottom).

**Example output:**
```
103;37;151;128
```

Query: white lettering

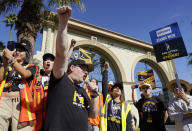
156;27;172;37
156;36;167;42
168;34;176;39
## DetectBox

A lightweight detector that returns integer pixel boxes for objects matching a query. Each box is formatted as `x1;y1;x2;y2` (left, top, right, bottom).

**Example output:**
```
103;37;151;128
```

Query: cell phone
7;41;16;51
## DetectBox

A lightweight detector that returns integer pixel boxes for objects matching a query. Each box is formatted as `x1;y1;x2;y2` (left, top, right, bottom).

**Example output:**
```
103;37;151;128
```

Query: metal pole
171;60;182;91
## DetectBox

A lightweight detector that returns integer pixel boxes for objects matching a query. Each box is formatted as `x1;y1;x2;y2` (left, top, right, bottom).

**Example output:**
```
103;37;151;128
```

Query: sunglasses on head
16;47;26;52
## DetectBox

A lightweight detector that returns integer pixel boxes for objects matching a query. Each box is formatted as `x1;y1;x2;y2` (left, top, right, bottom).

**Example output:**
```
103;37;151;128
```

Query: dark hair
91;78;98;85
181;84;187;92
23;51;30;64
40;69;45;76
110;82;124;103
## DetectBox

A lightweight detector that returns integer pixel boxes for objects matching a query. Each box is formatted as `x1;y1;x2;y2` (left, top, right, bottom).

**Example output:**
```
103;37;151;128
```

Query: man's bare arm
87;82;99;118
89;97;98;118
183;112;192;120
53;6;72;79
63;39;76;72
164;111;168;123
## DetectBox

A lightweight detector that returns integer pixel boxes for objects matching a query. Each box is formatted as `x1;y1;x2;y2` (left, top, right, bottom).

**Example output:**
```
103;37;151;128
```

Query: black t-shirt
137;96;167;131
107;100;133;131
42;72;91;131
3;65;36;92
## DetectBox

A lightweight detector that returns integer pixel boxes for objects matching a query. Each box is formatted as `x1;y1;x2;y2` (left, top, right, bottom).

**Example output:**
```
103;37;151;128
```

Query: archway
131;54;173;105
75;40;127;83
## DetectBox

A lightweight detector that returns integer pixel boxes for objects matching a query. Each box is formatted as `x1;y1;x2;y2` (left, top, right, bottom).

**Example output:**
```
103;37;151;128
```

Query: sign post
150;22;188;90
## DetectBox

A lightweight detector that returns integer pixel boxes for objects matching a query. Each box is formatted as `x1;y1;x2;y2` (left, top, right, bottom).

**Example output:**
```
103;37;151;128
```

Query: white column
45;28;53;53
52;30;57;55
41;28;48;54
166;60;175;80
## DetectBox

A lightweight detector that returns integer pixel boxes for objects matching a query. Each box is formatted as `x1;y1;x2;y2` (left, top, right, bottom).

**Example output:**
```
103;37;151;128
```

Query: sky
0;0;192;93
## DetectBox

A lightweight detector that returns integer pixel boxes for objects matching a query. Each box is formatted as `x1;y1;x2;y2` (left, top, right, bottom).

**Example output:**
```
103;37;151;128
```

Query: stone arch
74;40;127;83
131;55;170;85
131;54;173;104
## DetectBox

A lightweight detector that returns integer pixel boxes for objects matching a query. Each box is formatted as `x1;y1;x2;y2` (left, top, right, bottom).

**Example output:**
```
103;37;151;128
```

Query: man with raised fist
42;6;98;131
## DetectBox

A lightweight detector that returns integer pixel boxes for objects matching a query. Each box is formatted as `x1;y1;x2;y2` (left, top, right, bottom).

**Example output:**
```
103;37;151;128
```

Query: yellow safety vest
100;95;132;131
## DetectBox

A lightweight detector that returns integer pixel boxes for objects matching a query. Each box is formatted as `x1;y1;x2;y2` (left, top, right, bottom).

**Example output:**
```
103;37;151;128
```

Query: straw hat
166;79;192;92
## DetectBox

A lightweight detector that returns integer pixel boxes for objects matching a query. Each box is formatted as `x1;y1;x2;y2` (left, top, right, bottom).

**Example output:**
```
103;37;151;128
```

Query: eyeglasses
141;86;150;90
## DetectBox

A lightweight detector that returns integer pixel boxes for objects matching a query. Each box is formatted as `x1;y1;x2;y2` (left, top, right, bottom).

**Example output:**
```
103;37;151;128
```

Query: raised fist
57;6;72;24
70;39;76;47
104;61;109;70
3;48;14;60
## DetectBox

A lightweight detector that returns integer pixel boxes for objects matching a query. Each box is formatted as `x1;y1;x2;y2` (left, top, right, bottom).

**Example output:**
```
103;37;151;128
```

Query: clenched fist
70;39;76;47
57;6;72;25
3;48;14;61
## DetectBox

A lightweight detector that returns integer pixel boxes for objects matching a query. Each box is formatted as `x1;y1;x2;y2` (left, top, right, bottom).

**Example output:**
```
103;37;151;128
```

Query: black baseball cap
15;40;31;54
111;83;123;91
69;59;94;72
43;53;55;61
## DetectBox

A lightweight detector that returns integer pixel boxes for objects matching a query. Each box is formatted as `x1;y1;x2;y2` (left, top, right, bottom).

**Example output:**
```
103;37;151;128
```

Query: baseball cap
43;53;55;61
111;83;123;91
108;81;114;85
15;40;31;54
141;83;152;89
69;59;94;72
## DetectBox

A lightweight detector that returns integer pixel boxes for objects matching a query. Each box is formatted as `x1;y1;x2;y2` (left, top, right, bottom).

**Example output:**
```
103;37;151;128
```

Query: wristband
8;57;16;66
8;57;15;64
11;59;17;65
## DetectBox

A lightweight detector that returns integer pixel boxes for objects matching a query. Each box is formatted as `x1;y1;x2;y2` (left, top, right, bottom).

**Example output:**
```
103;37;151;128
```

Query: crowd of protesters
0;5;192;131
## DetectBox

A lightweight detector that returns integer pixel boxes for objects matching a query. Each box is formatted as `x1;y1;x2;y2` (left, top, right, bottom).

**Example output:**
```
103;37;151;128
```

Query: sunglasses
141;86;150;90
76;65;88;72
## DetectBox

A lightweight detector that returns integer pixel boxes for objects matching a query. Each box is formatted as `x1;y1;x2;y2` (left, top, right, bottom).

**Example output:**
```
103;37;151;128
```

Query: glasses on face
76;65;88;72
44;58;54;62
141;86;150;90
172;84;186;91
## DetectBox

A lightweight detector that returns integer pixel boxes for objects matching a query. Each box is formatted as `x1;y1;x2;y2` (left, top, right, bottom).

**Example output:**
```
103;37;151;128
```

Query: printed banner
149;22;187;62
79;48;92;64
138;69;156;90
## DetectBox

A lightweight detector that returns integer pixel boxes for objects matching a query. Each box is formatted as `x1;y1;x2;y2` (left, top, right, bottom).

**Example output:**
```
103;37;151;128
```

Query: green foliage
3;13;17;40
0;41;5;50
3;13;17;27
0;0;85;57
0;0;21;15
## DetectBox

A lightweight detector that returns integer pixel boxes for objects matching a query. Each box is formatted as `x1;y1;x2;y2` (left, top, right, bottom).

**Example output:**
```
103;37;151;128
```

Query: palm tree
0;41;5;62
0;0;84;61
3;13;17;41
0;41;5;50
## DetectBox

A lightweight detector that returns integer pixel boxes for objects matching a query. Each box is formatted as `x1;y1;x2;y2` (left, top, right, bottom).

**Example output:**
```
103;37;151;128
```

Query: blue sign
150;23;182;45
149;22;187;62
